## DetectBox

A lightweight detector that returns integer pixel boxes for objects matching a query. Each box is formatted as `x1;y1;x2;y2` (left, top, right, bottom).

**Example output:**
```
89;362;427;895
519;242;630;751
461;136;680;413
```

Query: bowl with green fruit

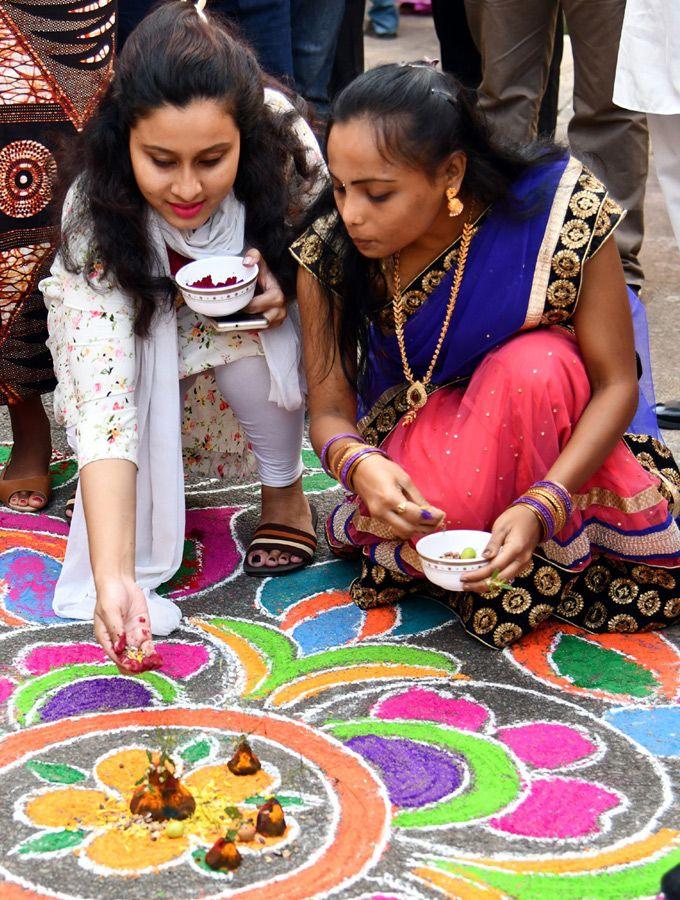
416;529;491;591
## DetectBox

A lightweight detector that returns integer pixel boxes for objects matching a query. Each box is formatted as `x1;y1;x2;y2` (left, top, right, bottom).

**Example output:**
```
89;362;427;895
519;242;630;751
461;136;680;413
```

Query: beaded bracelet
320;432;362;476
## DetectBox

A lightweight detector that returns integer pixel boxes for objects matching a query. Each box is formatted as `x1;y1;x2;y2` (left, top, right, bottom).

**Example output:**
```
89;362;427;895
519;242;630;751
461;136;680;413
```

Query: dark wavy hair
60;0;317;336
305;63;562;392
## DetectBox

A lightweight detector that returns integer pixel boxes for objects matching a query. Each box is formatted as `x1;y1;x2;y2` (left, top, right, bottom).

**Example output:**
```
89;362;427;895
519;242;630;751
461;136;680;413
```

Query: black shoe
363;22;398;39
655;402;680;430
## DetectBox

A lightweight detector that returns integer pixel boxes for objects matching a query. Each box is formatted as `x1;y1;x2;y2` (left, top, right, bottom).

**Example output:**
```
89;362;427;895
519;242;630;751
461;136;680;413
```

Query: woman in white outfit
40;0;325;666
614;0;680;428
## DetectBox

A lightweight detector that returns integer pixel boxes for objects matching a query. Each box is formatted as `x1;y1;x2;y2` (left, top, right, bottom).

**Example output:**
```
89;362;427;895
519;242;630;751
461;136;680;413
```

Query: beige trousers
648;114;680;252
465;0;649;288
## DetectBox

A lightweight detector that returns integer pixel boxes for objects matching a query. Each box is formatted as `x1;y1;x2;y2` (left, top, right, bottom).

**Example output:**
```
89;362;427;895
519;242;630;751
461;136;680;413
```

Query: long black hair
60;0;317;336
307;63;562;391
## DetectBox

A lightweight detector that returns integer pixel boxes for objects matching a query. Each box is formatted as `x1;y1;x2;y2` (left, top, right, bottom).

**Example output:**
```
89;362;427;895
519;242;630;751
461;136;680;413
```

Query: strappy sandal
244;505;318;578
0;465;51;513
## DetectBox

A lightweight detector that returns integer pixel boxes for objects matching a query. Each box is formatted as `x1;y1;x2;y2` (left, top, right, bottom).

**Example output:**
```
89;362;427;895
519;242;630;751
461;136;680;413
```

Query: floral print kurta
41;237;263;478
41;94;324;480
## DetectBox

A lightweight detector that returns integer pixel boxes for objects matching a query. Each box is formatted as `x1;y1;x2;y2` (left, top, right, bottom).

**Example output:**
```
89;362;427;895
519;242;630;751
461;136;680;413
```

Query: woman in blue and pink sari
292;63;680;648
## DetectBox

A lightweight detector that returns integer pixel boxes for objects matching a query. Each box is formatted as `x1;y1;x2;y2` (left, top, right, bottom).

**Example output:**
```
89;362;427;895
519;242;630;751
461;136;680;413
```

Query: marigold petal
95;749;150;796
183;764;274;803
86;828;188;871
25;789;122;828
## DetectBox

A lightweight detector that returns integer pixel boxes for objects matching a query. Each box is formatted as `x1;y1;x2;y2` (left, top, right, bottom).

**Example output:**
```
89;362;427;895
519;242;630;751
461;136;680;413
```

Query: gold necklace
391;219;475;426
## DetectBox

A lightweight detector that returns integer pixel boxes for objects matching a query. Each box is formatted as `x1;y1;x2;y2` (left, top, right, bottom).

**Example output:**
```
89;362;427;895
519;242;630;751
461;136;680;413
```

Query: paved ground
0;13;678;900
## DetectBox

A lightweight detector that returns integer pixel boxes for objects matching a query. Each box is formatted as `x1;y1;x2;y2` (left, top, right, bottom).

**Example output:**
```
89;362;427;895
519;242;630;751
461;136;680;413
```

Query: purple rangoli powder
39;678;154;721
346;735;465;807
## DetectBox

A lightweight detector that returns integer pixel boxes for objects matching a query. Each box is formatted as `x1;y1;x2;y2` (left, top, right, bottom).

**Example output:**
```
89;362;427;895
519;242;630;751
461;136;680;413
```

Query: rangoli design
0;450;678;897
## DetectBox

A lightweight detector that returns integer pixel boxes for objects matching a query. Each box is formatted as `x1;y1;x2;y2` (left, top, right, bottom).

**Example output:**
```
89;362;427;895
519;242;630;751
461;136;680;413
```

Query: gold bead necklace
391;218;475;426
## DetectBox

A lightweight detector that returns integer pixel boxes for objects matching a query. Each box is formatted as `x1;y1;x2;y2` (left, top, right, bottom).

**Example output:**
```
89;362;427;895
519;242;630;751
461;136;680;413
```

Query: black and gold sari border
357;376;468;447
533;163;625;328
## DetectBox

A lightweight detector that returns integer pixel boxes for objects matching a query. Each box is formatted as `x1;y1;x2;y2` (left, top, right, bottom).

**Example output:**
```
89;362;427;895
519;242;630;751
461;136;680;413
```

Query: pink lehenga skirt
327;328;680;648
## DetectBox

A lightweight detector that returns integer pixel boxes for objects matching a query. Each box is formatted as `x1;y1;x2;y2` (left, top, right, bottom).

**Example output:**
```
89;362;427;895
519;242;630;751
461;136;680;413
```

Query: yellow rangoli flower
21;747;296;874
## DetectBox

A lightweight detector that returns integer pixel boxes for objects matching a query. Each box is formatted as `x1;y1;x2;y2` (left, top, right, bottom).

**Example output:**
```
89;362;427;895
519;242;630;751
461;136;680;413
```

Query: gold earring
446;186;464;217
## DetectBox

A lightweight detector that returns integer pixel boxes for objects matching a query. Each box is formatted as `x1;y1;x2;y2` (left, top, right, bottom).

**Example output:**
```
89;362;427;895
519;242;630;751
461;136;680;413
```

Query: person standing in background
464;0;649;291
365;0;399;39
331;0;367;99
0;0;116;513
432;0;563;138
119;1;296;82
291;0;346;120
614;0;680;430
210;0;296;80
120;1;346;124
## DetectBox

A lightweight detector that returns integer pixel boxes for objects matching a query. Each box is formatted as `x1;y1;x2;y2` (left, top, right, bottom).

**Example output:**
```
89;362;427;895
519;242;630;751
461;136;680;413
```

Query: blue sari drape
359;155;659;438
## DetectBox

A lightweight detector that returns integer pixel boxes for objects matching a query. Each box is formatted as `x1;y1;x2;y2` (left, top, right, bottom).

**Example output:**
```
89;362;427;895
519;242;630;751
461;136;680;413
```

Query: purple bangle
534;480;573;519
320;432;362;476
512;496;555;541
341;447;386;492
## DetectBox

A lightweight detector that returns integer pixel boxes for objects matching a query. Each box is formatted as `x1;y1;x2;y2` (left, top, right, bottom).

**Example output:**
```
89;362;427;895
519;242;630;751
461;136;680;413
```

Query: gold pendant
402;381;428;427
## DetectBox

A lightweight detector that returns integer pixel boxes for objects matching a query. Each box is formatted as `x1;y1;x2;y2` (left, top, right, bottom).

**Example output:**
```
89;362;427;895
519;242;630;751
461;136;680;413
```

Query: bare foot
3;396;52;511
247;479;314;570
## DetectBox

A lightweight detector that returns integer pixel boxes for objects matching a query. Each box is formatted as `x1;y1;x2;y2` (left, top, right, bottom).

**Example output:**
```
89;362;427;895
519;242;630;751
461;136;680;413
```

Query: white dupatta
53;195;305;635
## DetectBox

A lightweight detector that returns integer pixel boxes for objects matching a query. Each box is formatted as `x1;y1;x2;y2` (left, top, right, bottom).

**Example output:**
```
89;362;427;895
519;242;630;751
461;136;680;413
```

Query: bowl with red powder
175;255;258;317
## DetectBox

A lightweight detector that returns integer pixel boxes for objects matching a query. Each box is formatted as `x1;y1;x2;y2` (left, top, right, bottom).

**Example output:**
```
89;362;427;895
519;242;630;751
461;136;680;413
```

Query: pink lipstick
169;200;205;220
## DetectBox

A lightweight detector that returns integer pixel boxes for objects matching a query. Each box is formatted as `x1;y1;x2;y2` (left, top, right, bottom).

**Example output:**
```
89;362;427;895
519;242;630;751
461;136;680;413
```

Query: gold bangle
524;487;567;532
331;443;370;483
345;448;383;493
327;440;365;476
516;499;549;540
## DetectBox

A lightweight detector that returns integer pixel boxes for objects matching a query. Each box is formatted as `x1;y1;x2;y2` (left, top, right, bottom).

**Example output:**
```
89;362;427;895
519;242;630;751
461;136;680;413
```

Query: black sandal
655;402;680;430
244;505;318;578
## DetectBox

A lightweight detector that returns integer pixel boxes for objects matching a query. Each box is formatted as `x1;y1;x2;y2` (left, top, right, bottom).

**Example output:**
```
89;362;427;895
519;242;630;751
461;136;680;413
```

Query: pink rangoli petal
0;678;14;702
22;641;209;680
496;723;597;769
374;688;489;731
23;643;106;675
490;777;621;838
154;643;210;678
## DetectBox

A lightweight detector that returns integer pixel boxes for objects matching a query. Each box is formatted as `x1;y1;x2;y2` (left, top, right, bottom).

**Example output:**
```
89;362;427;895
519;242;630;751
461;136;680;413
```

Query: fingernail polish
421;508;434;521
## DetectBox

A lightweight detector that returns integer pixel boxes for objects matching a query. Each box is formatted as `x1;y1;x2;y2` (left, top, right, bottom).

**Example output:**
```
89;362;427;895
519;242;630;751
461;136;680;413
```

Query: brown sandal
0;467;51;512
244;506;318;577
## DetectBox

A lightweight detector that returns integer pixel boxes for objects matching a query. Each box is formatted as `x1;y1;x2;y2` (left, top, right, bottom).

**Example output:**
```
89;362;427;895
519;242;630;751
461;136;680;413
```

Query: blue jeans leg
291;0;346;117
368;0;399;34
212;0;294;79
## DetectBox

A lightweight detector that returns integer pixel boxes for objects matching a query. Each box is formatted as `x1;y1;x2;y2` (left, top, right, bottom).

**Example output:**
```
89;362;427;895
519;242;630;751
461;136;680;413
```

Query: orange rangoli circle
0;707;391;899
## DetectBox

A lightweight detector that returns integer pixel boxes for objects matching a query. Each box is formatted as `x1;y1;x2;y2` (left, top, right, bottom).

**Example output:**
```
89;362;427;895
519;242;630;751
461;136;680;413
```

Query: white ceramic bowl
416;529;492;592
175;255;258;317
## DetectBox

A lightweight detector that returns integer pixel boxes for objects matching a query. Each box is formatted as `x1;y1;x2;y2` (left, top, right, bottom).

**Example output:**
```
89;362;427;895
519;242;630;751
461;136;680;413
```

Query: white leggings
182;355;305;488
